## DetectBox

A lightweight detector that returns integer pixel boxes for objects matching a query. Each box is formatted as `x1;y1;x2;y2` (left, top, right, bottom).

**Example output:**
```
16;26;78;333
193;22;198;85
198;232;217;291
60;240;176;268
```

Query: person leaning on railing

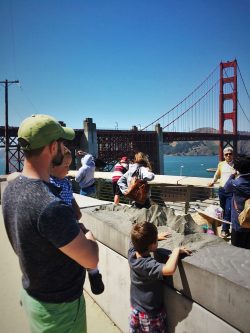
118;152;155;209
208;147;235;238
112;156;129;204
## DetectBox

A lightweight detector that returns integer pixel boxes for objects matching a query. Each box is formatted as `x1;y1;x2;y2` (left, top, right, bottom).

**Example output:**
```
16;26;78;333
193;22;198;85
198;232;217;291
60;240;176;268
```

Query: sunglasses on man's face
224;153;232;156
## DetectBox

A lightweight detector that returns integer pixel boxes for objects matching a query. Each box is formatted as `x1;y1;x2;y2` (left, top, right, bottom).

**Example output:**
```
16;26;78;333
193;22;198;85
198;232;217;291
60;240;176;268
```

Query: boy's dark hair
234;155;250;174
131;222;158;254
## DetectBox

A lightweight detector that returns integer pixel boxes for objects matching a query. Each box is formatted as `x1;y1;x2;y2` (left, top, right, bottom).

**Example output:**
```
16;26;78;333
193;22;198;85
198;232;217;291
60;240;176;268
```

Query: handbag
125;168;150;205
234;198;250;228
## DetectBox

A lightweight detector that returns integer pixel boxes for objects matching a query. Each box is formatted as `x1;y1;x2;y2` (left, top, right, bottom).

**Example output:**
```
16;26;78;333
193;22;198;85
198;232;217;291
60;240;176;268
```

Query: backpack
125;168;150;205
234;198;250;228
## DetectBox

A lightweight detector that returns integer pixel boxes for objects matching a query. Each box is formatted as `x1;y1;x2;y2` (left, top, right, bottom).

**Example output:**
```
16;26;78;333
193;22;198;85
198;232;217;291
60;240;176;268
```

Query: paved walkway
0;207;121;333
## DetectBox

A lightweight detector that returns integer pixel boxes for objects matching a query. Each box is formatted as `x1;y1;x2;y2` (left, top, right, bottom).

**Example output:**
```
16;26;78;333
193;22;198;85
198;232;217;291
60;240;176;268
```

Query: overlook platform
1;174;248;333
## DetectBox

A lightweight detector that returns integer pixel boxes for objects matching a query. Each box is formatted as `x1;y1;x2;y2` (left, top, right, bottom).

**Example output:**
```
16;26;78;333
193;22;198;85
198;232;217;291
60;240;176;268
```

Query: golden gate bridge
141;59;250;155
1;59;250;174
96;59;250;171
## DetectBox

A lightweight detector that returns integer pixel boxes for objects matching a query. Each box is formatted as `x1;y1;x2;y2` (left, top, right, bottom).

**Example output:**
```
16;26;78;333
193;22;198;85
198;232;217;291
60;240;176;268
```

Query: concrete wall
78;199;249;333
84;242;130;332
85;241;240;333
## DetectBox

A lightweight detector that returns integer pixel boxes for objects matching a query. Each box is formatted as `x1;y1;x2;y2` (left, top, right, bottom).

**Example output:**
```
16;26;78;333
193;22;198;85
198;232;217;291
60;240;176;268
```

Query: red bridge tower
219;59;238;160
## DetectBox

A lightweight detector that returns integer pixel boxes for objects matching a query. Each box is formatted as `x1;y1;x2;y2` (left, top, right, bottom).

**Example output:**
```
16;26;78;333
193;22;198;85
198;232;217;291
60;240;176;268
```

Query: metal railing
70;177;218;214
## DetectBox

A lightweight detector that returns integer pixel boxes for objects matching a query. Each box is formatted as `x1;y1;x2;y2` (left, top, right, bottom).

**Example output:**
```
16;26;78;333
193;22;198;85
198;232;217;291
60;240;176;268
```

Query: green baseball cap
18;114;75;151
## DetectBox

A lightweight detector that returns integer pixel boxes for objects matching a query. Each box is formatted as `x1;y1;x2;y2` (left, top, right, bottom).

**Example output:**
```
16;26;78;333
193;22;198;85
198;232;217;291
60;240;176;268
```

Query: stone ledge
80;204;250;333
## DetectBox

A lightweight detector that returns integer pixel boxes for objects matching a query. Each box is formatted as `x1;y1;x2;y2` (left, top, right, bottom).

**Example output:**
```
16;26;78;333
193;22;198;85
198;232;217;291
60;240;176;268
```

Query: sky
0;0;250;131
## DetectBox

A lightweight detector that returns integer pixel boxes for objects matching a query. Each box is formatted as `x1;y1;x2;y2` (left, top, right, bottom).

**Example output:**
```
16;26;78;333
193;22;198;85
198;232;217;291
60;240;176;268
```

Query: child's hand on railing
158;231;171;240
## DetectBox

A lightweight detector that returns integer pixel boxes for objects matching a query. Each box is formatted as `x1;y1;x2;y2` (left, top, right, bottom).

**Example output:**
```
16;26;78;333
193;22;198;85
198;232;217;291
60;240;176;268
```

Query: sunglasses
224;153;232;156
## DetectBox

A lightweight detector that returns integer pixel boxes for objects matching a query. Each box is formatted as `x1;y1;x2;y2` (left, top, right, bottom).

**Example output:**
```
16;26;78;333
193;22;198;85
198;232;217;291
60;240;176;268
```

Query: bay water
0;154;219;178
164;155;218;178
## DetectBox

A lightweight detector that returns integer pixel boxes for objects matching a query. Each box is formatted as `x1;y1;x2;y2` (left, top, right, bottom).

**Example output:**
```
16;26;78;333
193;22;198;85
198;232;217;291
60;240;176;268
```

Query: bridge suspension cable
142;64;219;131
237;64;250;102
236;64;250;125
162;81;219;130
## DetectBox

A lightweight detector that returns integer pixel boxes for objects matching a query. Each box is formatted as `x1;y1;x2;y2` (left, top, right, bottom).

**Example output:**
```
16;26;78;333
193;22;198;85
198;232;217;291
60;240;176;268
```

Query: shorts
112;182;122;196
129;307;167;333
20;289;86;333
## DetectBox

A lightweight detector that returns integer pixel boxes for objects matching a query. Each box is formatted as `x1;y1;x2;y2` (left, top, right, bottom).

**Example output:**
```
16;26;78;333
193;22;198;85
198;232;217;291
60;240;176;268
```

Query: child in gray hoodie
75;153;96;196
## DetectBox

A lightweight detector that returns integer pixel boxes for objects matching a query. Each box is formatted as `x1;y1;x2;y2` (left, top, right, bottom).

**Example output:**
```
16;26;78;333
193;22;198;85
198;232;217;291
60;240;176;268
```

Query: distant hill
163;128;250;155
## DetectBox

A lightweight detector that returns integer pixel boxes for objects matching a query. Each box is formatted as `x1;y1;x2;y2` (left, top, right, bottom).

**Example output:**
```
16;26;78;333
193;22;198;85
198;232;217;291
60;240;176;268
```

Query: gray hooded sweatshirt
117;163;155;198
75;154;95;189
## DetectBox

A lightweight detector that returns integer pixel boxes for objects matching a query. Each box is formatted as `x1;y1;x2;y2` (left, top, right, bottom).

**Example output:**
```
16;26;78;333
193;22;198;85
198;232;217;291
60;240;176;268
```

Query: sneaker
88;271;105;295
220;230;230;238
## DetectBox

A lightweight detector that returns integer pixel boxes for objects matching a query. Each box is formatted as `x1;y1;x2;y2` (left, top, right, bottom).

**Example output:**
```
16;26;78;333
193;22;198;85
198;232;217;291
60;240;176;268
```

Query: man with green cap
2;114;99;333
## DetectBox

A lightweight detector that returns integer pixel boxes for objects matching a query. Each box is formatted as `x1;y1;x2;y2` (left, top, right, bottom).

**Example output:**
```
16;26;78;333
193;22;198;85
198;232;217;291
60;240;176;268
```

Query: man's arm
72;198;82;220
75;167;85;183
39;201;99;269
208;164;221;186
117;171;129;194
59;229;99;269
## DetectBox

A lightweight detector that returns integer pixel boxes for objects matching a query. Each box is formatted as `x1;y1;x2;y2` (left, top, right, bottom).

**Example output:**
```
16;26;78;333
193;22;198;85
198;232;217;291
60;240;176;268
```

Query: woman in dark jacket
224;155;250;249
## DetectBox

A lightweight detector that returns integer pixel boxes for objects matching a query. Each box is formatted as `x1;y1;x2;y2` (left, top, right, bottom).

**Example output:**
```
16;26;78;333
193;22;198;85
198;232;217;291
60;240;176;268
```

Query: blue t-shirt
128;246;164;314
2;175;85;303
50;176;73;205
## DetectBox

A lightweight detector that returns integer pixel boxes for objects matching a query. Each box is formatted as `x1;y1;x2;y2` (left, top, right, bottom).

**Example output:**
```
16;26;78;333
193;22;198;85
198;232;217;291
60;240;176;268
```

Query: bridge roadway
162;131;250;142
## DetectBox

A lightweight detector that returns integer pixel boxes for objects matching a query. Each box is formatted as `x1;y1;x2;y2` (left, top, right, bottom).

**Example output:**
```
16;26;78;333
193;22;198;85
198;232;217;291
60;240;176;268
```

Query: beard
52;142;64;166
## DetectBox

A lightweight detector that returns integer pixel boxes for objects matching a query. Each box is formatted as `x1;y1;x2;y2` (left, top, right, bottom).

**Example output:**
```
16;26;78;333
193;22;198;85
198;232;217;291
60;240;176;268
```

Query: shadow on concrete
155;248;193;332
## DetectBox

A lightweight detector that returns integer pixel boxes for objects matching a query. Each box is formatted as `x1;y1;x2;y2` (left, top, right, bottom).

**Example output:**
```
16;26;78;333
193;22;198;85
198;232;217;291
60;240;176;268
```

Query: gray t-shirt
128;246;164;314
2;175;85;303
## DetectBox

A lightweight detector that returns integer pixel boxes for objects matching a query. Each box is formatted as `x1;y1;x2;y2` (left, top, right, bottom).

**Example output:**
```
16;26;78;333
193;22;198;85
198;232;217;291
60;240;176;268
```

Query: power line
0;79;19;174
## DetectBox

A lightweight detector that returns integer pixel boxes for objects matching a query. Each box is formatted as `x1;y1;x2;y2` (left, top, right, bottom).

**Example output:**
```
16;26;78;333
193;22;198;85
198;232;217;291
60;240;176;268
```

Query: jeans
80;184;96;197
219;187;232;232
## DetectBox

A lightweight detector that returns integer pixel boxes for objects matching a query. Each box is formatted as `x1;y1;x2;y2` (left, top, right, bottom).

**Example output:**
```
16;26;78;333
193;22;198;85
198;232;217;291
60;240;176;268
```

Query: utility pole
0;79;19;174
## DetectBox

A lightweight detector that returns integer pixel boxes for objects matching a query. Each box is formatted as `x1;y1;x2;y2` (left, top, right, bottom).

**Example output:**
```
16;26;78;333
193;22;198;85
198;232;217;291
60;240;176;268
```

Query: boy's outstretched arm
162;246;191;276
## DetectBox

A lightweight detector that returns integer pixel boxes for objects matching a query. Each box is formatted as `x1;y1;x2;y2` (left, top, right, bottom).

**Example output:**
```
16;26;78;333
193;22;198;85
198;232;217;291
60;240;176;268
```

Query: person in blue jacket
224;155;250;249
